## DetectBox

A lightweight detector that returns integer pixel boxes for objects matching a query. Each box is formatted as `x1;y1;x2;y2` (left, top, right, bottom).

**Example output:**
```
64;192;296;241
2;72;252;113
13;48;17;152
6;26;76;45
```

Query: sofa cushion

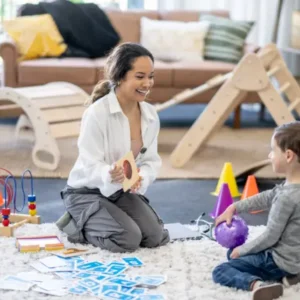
200;14;254;63
94;58;173;87
18;58;97;85
3;14;67;61
159;10;229;22
172;60;235;88
105;9;159;43
140;17;210;62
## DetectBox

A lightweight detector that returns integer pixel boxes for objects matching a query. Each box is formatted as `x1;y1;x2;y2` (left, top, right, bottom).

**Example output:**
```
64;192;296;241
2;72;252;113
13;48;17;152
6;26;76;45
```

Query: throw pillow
199;14;254;64
140;17;210;62
3;14;67;60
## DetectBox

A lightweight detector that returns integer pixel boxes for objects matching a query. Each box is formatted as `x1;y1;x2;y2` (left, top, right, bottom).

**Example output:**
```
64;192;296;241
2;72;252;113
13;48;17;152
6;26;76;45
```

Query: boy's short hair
274;121;300;162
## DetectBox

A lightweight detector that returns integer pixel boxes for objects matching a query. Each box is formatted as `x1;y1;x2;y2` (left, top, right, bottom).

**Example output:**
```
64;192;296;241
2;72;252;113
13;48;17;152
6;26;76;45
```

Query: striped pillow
199;14;254;64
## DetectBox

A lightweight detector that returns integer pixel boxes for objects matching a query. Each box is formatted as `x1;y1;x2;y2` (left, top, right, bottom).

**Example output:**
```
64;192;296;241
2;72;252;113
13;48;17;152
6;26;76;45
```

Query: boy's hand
230;247;240;259
109;164;124;184
215;204;236;226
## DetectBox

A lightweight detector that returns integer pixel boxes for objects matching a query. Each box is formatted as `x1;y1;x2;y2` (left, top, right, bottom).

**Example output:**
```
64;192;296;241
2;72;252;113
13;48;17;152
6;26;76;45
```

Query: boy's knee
212;263;226;283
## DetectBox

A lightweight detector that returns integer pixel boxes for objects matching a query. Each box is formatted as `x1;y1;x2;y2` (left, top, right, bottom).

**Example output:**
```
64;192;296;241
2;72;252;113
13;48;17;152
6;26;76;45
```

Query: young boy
212;121;300;300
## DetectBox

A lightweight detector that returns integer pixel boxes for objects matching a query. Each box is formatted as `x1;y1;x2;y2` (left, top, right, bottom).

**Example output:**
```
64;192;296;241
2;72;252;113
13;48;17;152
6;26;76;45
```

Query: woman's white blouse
67;89;162;197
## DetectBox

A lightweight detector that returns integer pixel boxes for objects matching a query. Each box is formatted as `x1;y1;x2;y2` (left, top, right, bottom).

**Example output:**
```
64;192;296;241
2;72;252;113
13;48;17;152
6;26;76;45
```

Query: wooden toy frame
0;82;89;170
166;44;299;168
0;213;41;237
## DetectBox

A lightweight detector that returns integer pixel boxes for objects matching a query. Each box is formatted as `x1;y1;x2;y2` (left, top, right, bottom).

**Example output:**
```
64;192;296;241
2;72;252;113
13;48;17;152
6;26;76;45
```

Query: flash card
107;277;138;288
137;295;166;300
122;257;143;267
77;261;104;271
115;151;139;192
102;290;137;300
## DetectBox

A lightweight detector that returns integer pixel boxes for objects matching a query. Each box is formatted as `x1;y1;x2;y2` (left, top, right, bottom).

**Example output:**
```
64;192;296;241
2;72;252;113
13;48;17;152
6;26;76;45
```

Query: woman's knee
96;225;142;253
120;226;143;251
141;226;169;248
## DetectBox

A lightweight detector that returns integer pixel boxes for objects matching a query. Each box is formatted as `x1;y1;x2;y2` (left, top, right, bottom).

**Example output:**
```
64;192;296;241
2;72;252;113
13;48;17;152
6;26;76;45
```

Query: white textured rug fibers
0;224;299;300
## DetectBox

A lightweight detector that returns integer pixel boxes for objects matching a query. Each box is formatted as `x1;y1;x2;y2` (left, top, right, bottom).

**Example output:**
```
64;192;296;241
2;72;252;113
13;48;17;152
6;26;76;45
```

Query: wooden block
0;225;13;237
116;151;139;192
8;214;41;224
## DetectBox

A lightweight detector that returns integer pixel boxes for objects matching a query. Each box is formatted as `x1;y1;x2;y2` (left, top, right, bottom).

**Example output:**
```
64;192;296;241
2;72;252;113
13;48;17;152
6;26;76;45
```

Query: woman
56;42;170;253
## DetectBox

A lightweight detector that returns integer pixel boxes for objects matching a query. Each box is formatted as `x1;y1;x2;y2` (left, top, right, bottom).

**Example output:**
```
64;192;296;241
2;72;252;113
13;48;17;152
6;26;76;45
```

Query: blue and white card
107;261;127;267
90;266;108;273
78;278;100;290
103;265;127;276
122;257;143;267
102;290;137;300
135;276;166;287
69;285;88;295
77;261;104;271
121;286;133;293
101;284;120;293
95;274;110;282
136;295;166;300
108;278;138;288
72;272;94;279
130;288;147;295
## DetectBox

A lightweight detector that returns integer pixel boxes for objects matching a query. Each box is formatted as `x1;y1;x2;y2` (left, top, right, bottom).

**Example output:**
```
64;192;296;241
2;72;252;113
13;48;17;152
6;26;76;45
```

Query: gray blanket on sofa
18;0;120;58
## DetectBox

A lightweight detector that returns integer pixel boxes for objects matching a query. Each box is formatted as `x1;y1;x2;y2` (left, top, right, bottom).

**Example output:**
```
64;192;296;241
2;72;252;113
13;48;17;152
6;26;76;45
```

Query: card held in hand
116;151;139;192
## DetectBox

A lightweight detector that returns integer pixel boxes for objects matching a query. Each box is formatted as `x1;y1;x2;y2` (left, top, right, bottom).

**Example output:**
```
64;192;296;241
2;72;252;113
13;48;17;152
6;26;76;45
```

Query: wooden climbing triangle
170;44;299;168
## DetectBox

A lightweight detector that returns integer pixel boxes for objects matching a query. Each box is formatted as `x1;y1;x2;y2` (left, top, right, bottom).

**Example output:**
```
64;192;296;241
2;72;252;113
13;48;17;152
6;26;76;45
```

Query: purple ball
214;215;249;249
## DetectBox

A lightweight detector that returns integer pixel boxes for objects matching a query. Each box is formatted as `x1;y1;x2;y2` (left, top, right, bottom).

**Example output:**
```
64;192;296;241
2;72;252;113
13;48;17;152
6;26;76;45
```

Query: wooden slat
50;120;81;139
279;82;291;93
41;106;86;123
33;95;86;109
0;96;86;110
288;98;300;111
16;85;77;99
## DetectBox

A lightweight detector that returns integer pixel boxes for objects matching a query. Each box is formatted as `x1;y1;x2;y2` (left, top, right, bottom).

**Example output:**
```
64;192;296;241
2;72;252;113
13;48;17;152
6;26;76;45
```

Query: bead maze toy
0;168;41;237
168;43;300;168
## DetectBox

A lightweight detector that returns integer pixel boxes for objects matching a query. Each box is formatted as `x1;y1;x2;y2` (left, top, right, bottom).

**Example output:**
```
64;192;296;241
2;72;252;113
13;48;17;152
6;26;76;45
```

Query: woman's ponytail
86;80;112;106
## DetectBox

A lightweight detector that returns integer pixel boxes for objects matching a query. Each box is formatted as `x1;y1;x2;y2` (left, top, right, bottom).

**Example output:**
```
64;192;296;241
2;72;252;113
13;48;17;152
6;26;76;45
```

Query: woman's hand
215;204;236;226
109;164;125;184
131;175;142;193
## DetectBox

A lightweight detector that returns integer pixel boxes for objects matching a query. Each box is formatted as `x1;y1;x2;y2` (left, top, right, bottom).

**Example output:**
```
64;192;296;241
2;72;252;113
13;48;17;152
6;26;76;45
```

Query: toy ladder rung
267;65;281;77
42;106;85;123
288;98;300;111
279;82;291;93
50;120;81;139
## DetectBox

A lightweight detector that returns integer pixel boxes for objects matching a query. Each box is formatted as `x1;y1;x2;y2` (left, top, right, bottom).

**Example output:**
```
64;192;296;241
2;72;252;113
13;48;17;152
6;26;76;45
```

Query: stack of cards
0;255;167;299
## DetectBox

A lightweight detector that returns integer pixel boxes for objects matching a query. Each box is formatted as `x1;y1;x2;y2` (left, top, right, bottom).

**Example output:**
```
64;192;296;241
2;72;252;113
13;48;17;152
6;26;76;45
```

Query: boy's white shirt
67;89;162;197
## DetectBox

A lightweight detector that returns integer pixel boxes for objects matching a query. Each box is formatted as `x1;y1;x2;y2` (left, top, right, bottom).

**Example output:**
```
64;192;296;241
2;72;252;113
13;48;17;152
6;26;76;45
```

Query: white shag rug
0;224;299;300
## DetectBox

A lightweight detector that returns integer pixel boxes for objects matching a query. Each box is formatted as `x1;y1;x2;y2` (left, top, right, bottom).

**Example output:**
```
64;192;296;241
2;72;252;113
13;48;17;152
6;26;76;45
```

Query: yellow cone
211;162;241;197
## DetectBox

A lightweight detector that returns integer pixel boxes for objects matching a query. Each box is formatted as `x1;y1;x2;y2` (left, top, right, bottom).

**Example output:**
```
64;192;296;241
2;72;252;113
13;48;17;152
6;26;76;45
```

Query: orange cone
241;175;259;200
0;192;4;207
241;175;263;214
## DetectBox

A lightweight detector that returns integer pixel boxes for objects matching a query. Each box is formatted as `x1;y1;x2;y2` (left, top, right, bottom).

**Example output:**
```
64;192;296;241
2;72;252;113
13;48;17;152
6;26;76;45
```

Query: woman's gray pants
58;187;170;253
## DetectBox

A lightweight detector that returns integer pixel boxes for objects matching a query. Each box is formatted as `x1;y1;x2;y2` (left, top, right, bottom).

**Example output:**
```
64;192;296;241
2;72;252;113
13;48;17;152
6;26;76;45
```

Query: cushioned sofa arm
0;34;18;87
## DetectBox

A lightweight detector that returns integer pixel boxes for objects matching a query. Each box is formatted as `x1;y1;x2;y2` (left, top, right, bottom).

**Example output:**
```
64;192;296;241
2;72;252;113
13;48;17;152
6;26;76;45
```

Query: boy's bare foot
282;274;300;287
252;282;283;300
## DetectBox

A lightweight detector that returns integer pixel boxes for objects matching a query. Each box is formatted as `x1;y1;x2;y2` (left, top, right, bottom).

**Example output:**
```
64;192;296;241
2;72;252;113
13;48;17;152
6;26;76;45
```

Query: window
0;0;159;21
